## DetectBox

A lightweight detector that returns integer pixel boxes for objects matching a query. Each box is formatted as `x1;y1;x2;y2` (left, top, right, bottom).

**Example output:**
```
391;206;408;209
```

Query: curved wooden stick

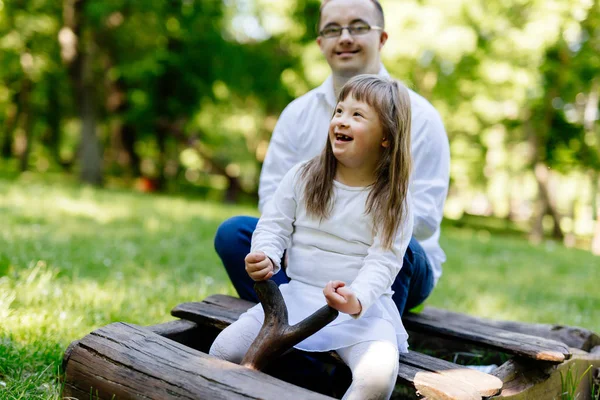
241;280;339;371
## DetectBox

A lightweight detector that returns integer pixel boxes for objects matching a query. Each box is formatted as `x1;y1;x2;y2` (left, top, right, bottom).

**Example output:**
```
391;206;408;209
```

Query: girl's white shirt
257;66;449;285
251;162;413;318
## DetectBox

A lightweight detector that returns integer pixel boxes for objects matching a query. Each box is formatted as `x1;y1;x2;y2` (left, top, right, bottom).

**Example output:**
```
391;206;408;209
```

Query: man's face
317;0;388;77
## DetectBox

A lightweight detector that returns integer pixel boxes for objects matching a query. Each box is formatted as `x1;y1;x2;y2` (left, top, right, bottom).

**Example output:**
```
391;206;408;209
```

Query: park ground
0;174;598;399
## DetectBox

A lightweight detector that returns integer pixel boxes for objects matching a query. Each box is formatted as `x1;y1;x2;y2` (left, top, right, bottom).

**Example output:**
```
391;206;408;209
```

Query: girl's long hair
300;75;412;249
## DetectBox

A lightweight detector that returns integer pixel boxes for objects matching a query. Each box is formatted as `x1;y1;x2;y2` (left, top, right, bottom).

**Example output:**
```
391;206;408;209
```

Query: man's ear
316;36;325;54
381;138;390;148
379;31;388;50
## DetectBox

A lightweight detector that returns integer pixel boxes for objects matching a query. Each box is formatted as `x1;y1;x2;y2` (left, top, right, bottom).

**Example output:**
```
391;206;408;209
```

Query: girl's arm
349;196;414;318
250;163;303;274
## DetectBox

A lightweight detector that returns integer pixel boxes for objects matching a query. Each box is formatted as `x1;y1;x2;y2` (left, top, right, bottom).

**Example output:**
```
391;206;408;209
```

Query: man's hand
323;281;362;315
245;251;274;281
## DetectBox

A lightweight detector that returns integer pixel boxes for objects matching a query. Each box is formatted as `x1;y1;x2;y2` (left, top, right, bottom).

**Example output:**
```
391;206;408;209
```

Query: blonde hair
301;74;412;249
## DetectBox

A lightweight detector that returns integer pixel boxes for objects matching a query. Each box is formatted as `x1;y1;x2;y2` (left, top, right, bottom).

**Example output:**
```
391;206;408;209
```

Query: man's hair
318;0;385;32
300;75;412;250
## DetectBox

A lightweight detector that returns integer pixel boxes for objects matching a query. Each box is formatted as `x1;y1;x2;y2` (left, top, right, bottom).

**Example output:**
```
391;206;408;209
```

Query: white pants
210;316;399;400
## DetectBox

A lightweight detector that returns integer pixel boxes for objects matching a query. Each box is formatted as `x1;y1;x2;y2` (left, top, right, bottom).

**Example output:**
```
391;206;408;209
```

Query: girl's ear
381;137;390;148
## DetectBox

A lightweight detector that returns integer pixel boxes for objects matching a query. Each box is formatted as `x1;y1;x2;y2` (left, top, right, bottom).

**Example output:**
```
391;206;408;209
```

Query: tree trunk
61;0;102;185
17;79;33;172
79;62;102;185
1;92;21;159
43;74;70;170
530;163;564;242
584;79;600;255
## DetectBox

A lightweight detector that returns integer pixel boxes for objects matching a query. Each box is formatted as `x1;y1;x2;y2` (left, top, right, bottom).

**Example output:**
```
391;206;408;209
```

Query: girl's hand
323;281;362;315
245;251;274;281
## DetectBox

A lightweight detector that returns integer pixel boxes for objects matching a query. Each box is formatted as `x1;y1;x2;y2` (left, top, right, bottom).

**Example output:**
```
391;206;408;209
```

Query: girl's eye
354;112;363;117
336;108;342;114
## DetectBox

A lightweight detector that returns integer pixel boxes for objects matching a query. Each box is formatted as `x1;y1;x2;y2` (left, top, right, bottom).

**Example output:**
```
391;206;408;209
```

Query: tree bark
584;79;600;255
17;79;33;172
61;0;103;185
62;322;334;400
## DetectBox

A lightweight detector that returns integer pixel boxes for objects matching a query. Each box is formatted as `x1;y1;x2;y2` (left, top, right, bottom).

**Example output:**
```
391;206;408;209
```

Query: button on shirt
258;67;450;284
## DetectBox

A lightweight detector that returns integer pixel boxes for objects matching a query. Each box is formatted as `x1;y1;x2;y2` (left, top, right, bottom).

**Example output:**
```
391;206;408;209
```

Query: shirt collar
316;65;391;108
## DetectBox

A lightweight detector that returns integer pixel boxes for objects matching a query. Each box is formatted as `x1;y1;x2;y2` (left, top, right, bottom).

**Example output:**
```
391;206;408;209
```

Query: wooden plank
420;306;600;351
63;322;334;400
202;294;255;312
172;300;502;399
196;295;570;362
146;319;197;338
403;311;570;363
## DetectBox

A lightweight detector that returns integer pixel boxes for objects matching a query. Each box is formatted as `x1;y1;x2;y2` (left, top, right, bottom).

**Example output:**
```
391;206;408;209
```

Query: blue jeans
214;215;434;315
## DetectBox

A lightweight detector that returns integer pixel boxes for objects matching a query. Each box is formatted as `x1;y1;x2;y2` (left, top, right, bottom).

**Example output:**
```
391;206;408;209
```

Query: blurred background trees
1;0;599;253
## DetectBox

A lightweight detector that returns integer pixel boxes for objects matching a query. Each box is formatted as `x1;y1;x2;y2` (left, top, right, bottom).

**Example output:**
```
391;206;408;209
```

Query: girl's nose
336;117;349;128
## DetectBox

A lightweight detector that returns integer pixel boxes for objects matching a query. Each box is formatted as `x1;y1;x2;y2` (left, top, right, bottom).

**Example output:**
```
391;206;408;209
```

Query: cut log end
414;371;481;400
536;350;566;362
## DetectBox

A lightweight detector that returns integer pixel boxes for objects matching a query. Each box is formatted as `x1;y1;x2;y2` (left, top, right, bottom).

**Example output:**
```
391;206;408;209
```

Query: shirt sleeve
258;105;302;213
410;110;450;240
251;163;303;274
349;196;414;318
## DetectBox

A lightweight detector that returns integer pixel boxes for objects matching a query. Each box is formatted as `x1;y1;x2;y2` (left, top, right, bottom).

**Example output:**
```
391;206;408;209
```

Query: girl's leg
336;341;399;400
209;316;263;364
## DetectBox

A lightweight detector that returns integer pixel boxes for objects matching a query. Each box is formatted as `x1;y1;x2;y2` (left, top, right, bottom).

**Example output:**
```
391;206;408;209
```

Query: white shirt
258;67;450;284
252;162;413;318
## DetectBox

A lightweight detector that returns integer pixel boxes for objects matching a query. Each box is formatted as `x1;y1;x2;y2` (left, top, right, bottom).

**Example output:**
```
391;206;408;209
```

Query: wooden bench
62;293;600;399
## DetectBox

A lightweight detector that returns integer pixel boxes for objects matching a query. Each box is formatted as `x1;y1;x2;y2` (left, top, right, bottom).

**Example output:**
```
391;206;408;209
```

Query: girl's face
329;94;388;173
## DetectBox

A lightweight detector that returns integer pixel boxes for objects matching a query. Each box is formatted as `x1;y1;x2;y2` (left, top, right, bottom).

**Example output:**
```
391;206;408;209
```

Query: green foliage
560;364;594;400
1;0;598;208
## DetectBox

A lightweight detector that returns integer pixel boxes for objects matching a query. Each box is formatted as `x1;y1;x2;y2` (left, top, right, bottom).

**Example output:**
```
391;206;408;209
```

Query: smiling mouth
336;49;360;56
335;133;353;142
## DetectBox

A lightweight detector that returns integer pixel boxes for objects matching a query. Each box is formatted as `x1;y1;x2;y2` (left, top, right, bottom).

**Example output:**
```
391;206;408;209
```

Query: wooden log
419;306;600;351
62;322;334;400
403;311;570;362
241;281;338;371
491;349;600;399
172;300;503;399
177;295;571;362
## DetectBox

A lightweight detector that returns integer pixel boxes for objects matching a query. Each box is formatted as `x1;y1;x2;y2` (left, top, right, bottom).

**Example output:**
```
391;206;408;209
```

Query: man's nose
338;28;354;44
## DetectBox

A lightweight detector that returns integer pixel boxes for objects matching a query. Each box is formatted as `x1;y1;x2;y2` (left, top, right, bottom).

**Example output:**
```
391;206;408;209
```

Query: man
215;0;449;316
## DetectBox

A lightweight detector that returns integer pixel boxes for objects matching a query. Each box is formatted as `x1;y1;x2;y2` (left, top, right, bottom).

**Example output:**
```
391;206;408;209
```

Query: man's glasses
319;22;383;38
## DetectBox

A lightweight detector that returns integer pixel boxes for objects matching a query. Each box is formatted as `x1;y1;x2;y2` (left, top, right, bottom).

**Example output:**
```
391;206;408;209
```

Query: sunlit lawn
1;174;598;399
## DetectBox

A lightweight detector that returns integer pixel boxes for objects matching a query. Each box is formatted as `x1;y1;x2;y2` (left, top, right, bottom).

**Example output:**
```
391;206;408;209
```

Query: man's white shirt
258;66;450;284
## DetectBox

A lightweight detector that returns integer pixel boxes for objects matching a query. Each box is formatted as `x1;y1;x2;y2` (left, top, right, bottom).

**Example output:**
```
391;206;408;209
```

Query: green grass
0;175;598;399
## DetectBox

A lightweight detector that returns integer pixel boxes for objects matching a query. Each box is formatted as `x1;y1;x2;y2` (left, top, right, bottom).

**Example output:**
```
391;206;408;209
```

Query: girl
210;74;412;400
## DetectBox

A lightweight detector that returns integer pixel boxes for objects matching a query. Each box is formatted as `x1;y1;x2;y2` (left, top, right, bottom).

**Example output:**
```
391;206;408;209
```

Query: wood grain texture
403;311;570;362
491;352;600;399
419;307;600;351
63;322;334;400
172;299;503;399
184;295;572;362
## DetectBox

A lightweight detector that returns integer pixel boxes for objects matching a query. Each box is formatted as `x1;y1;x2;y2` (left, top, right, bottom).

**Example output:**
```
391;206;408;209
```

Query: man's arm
410;110;450;240
258;106;301;213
